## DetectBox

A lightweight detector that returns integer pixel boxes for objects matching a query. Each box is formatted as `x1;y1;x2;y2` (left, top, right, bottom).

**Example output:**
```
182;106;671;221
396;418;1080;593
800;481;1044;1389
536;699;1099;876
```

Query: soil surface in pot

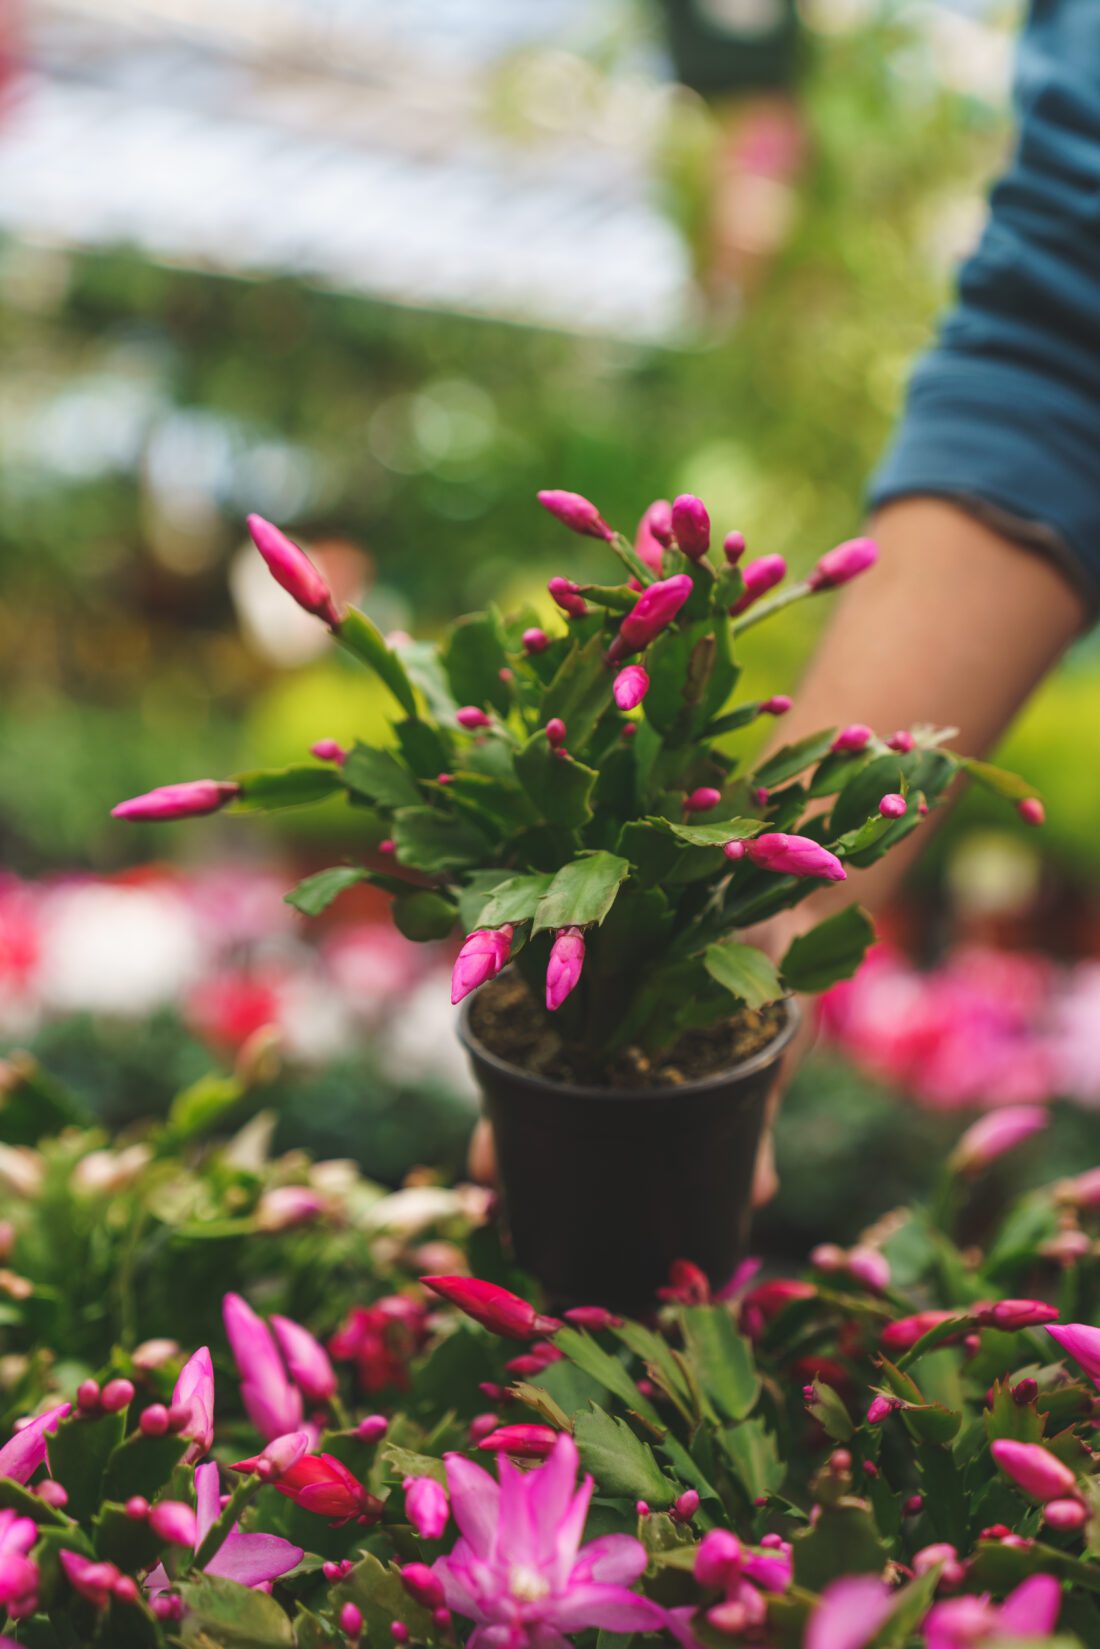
470;973;784;1089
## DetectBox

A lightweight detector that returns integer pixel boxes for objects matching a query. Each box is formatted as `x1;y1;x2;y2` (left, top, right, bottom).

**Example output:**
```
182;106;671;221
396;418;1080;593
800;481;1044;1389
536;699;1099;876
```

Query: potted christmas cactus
112;492;1040;1307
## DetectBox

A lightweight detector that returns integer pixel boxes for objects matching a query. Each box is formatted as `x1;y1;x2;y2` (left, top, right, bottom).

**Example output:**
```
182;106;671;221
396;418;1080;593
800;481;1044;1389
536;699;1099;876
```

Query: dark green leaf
780;905;874;993
231;765;343;812
719;1419;784;1500
284;865;368;916
442;614;511;715
753;731;836;788
392;890;457;941
391;807;491;873
178;1573;295;1646
703;941;783;1010
806;1378;853;1441
342;744;422;809
533;853;630;934
474;873;555;928
680;1307;760;1421
554;1328;664;1429
646;816;762;847
395;716;452;778
542;633;614;749
573;1404;676;1502
103;1434;190;1505
829;755;905;838
337;606;418;716
47;1412;127;1522
961;757;1037;804
792;1502;889;1592
379;1444;447;1486
515;736;597;829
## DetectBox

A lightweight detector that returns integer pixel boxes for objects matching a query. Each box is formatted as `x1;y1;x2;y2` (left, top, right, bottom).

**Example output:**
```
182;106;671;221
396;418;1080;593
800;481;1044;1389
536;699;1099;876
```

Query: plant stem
732;579;813;635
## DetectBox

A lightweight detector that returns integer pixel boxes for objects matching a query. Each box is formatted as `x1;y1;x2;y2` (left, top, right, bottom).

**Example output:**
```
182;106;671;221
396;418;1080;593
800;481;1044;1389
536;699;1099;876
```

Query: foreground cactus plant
114;494;1040;1077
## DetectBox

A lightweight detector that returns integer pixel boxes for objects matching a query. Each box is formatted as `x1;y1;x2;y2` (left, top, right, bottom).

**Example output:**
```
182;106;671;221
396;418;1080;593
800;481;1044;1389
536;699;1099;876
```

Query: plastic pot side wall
458;998;800;1313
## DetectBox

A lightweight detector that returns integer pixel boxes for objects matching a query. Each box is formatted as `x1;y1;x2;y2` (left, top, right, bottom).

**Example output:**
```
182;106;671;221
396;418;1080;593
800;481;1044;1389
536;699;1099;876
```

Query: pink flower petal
443;1453;501;1559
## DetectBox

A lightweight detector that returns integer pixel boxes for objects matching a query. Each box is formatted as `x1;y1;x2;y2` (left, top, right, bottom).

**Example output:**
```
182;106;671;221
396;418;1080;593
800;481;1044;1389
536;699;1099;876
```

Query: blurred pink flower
172;1346;214;1460
923;1573;1059;1647
223;1293;304;1442
0;1401;70;1484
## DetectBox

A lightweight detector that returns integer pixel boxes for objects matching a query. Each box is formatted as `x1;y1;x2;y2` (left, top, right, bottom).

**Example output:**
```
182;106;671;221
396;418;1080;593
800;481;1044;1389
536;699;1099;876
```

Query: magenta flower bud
391;1625;409;1645
867;1395;898;1424
77;1380;101;1413
991;1440;1078;1503
149;1499;199;1547
746;833;846;882
100;1378;135;1414
723;531;746;565
434;1607;452;1629
476;1423;558;1459
310;739;347;765
422;1275;561;1340
887;730;915;753
537;489;614;542
613;665;650;710
949;1105;1047;1174
879;793;907;819
1013;1379;1040;1405
378;838;396;855
356;1414;389;1443
563;1306;623;1331
913;1542;966;1586
1047;1322;1100;1387
323;1560;353;1581
847;1246;890;1292
635;1500;650;1517
60;1552;120;1608
636;500;673;572
723;839;747;861
340;1602;364;1637
807;536;879;591
36;1479;68;1508
973;1299;1059;1331
761;695;791;715
695;1528;741;1588
548;577;588;617
607;574;693;661
671;494;710;559
522;627;550;653
684;787;722;813
402;1562;445;1610
1018;797;1045;826
125;1497;150;1521
114;1575;139;1603
469;1412;500;1443
730;554;786;616
271;1315;338;1404
404;1475;449;1540
247;514;341;627
904;1494;924;1516
112;779;240;823
456;706;492;730
752;786;769;807
233;1430;312;1483
670;1489;699;1523
545;717;567;748
140;1404;170;1437
1044;1498;1088;1531
831;724;873;753
450;925;514;1006
545;927;586;1013
880;1310;959;1353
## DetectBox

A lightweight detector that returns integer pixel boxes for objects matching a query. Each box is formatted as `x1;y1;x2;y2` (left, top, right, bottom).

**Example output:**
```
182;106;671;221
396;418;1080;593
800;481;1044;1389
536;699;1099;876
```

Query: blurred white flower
0;1146;44;1199
37;881;204;1017
72;1144;153;1196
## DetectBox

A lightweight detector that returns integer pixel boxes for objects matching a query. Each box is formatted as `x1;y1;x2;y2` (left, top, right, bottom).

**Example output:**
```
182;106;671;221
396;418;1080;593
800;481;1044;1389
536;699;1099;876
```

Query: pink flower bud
421;1275;561;1340
847;1246;890;1292
867;1395;898;1424
456;706;491;730
340;1602;364;1638
761;695;791;715
563;1306;623;1331
545;718;567;748
112;780;240;823
140;1404;170;1437
469;1412;500;1443
723;839;747;861
356;1415;389;1443
730;555;786;616
723;531;746;565
1018;797;1045;826
887;730;915;753
310;739;347;765
523;627;550;653
36;1479;68;1508
401;1562;445;1611
684;787;721;813
100;1379;135;1414
613;665;650;710
60;1552;120;1608
450;926;514;1006
607;574;693;661
149;1499;199;1547
831;724;873;753
476;1423;558;1459
880;1310;960;1353
671;494;710;559
670;1489;699;1523
746;834;846;882
125;1497;150;1520
752;786;770;807
973;1299;1059;1331
636;500;673;572
114;1575;139;1603
77;1379;101;1413
695;1528;742;1588
1047;1322;1100;1387
379;839;396;855
913;1542;965;1586
949;1105;1048;1174
807;536;878;590
548;577;588;617
1044;1498;1087;1531
545;926;586;1013
247;515;342;627
879;793;907;819
636;1501;650;1517
991;1440;1078;1503
391;1625;409;1644
323;1560;353;1581
404;1475;449;1540
537;489;614;542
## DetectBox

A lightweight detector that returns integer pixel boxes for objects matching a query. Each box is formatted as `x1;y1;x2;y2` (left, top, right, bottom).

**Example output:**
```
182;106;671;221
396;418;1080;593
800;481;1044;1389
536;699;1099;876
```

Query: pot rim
456;992;801;1104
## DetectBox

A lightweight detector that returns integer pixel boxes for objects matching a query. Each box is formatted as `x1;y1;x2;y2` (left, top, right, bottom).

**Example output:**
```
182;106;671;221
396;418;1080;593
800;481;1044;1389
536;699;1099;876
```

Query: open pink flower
146;1462;302;1596
223;1293;304;1442
0;1401;70;1484
1047;1322;1100;1389
0;1511;39;1619
173;1346;214;1460
432;1432;662;1648
923;1573;1060;1648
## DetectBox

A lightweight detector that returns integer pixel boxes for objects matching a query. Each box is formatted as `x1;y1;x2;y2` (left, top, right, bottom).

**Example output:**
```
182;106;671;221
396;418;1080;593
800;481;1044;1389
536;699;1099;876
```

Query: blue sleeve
868;0;1100;606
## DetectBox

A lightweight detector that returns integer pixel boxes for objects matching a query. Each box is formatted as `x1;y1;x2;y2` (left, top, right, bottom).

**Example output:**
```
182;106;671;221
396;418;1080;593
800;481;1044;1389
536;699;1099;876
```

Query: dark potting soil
469;972;784;1089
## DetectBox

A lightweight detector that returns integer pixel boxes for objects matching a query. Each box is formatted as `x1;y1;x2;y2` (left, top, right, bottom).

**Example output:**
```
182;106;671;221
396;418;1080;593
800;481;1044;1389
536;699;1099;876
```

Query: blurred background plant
2;0;1097;1251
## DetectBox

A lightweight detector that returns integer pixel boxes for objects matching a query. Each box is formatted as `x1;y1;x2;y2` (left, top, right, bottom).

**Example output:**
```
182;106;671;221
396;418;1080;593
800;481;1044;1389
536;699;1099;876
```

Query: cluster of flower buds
59;1550;139;1609
76;1376;135;1416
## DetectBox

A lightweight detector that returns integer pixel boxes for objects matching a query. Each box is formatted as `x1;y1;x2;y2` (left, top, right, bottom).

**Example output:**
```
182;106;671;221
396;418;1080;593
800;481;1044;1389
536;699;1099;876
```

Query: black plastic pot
457;998;800;1314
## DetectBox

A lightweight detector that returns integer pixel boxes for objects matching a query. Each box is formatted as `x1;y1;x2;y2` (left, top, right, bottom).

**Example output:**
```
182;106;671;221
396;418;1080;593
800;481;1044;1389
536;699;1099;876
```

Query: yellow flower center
509;1565;551;1603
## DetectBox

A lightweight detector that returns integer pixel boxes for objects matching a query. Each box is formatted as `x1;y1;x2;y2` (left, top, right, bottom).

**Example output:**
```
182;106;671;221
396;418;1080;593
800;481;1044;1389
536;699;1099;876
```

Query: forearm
772;496;1088;915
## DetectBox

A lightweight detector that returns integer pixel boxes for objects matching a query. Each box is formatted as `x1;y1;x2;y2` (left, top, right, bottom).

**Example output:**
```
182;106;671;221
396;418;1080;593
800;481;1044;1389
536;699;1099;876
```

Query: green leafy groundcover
0;1054;1097;1645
